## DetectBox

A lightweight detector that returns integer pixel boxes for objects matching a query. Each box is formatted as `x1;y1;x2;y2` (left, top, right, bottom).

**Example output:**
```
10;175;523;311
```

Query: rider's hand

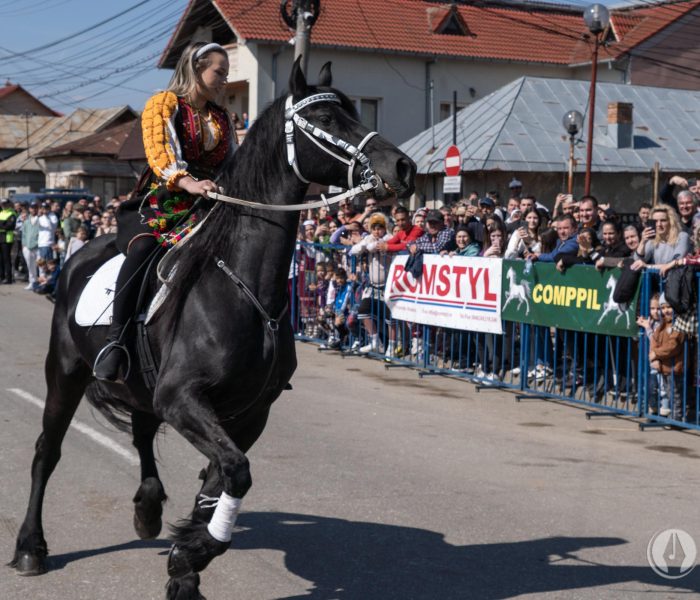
177;176;218;197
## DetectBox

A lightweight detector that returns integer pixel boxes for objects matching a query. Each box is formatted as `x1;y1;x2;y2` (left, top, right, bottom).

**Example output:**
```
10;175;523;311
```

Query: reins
152;91;385;407
208;91;383;210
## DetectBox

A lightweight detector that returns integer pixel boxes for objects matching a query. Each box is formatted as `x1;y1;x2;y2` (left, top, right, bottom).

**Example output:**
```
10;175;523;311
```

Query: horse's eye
317;115;332;127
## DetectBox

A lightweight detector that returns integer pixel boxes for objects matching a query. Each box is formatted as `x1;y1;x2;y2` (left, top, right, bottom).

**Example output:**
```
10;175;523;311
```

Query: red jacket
386;225;424;252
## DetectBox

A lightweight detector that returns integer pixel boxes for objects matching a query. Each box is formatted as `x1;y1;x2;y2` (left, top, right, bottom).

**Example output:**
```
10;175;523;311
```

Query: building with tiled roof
159;0;700;146
37;121;146;199
0;106;138;198
0;82;61;117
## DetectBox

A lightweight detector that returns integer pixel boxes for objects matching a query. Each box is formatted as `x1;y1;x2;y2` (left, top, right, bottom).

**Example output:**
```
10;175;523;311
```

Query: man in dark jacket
529;214;579;263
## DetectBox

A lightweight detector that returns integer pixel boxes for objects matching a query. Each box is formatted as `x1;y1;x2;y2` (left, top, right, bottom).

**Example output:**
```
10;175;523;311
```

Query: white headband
194;43;225;61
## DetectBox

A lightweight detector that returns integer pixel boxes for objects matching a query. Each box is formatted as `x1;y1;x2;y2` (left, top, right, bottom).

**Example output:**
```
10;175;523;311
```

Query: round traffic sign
444;145;461;177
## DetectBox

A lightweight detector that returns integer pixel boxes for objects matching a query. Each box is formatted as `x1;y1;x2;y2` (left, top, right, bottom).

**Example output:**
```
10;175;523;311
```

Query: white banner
384;254;503;334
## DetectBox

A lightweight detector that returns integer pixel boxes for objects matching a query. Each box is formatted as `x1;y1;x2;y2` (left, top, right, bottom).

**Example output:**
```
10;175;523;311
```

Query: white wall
245;45;628;146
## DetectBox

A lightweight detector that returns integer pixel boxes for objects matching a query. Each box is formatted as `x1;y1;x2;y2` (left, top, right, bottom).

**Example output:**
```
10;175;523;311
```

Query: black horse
10;60;415;599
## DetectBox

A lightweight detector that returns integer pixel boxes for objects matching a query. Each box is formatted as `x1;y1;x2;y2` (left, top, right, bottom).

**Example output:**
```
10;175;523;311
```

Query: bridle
284;92;382;192
209;91;386;210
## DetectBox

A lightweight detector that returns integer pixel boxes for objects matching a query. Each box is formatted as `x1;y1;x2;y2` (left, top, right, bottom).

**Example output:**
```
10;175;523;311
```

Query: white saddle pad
74;254;170;327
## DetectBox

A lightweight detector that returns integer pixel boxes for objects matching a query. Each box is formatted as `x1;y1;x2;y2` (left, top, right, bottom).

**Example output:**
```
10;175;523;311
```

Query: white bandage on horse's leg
206;492;242;542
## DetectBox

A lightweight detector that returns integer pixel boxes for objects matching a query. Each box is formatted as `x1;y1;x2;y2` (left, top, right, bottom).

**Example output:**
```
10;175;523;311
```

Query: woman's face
652;210;669;237
455;230;470;248
196;52;229;103
414;215;425;229
328;221;338;234
602;224;618;246
337;211;345;224
489;230;503;247
624;228;640;251
525;212;539;231
304;225;315;239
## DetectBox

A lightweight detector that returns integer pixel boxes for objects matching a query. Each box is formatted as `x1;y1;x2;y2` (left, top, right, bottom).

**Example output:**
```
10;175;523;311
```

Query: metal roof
400;76;700;175
0;115;55;150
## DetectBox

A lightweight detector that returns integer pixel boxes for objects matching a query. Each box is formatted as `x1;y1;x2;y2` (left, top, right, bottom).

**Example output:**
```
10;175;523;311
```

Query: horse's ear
317;62;332;88
289;56;308;97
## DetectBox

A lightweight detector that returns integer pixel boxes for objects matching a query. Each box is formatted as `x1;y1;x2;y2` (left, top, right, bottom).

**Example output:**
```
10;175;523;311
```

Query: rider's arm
141;91;190;191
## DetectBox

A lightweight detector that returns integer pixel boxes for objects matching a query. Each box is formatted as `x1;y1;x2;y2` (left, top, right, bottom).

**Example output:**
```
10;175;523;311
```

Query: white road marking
7;387;139;466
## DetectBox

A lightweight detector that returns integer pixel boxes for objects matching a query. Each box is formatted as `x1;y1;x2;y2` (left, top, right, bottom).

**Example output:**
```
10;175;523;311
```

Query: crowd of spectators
292;176;700;420
0;194;121;301
3;176;699;421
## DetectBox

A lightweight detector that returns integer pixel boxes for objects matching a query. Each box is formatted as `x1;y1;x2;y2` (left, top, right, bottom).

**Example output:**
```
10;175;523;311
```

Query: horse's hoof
133;477;166;540
134;512;162;540
11;552;47;576
166;572;206;600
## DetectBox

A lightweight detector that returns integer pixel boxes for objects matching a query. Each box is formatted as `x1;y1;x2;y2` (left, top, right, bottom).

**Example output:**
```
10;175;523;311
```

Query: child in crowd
33;258;60;301
637;293;662;413
648;293;686;419
321;267;355;350
65;226;89;262
307;262;329;339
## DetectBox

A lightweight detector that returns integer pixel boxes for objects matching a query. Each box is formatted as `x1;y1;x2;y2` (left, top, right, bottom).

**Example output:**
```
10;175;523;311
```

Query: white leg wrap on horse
207;492;242;542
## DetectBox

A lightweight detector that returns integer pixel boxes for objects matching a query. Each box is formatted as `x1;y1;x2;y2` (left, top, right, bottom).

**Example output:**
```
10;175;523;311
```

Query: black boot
93;321;131;382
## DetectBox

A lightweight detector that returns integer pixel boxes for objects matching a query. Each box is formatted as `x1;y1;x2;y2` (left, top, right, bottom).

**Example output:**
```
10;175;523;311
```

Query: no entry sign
444;145;461;176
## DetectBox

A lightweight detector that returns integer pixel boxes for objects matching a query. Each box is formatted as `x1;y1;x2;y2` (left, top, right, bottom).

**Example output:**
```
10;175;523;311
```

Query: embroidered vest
175;98;232;181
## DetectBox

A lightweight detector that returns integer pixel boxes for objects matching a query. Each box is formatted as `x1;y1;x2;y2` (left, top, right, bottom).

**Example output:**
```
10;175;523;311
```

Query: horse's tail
84;381;133;433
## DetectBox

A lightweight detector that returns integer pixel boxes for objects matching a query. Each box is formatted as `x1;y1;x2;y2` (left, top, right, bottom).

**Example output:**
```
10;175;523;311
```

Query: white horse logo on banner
502;267;531;315
597;275;630;327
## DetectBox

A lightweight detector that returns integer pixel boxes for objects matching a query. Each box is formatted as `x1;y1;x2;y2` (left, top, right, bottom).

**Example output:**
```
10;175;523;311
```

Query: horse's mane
155;85;358;333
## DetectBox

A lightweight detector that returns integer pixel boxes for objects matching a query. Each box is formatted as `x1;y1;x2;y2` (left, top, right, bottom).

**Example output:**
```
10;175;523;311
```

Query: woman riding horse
93;41;236;382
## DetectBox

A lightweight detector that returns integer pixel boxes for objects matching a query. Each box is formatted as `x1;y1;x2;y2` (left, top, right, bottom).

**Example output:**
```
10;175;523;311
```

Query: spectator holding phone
505;208;543;259
481;219;507;258
631;204;689;270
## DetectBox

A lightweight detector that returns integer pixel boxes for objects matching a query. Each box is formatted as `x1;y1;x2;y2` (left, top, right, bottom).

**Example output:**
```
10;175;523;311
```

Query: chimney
607;102;633;149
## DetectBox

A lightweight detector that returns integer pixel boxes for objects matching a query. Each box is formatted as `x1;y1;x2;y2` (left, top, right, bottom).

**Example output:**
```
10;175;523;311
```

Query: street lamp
562;110;583;194
582;3;610;196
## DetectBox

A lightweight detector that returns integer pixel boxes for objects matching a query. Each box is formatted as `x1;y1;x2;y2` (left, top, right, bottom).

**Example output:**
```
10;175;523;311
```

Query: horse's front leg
131;411;167;539
154;387;250;598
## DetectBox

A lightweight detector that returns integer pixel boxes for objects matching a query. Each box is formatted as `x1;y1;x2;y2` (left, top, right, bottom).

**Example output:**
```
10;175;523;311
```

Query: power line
0;0;156;63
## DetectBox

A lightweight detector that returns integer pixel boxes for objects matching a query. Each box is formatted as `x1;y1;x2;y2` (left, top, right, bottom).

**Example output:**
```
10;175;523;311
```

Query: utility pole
280;0;320;75
23;111;34;158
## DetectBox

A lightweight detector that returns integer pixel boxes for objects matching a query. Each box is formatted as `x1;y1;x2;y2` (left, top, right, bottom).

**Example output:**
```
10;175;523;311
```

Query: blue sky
0;0;188;112
0;0;634;114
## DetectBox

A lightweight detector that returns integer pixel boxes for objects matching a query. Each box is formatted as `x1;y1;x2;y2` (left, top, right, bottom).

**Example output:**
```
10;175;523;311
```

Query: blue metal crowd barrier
290;242;700;431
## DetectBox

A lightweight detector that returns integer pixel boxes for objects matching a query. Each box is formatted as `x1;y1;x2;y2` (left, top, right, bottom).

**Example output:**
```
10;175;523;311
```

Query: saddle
75;253;164;391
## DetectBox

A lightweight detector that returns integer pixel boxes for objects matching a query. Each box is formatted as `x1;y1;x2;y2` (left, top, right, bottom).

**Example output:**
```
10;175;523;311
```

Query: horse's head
286;58;415;199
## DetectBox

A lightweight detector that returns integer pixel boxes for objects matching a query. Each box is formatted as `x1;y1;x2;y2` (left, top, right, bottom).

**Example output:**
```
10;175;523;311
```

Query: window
354;98;379;131
439;102;467;122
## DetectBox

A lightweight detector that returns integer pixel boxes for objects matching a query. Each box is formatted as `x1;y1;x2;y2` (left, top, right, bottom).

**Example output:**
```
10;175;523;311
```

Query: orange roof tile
162;1;700;68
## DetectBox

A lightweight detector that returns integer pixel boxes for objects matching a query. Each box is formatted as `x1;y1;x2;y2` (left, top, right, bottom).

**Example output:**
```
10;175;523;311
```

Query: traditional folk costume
93;90;236;381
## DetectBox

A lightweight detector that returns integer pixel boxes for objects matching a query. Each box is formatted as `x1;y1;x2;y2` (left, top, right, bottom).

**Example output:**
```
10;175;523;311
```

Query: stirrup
93;341;132;381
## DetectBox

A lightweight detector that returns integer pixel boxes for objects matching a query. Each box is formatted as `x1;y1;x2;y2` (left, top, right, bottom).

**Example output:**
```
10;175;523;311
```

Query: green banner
501;260;640;337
